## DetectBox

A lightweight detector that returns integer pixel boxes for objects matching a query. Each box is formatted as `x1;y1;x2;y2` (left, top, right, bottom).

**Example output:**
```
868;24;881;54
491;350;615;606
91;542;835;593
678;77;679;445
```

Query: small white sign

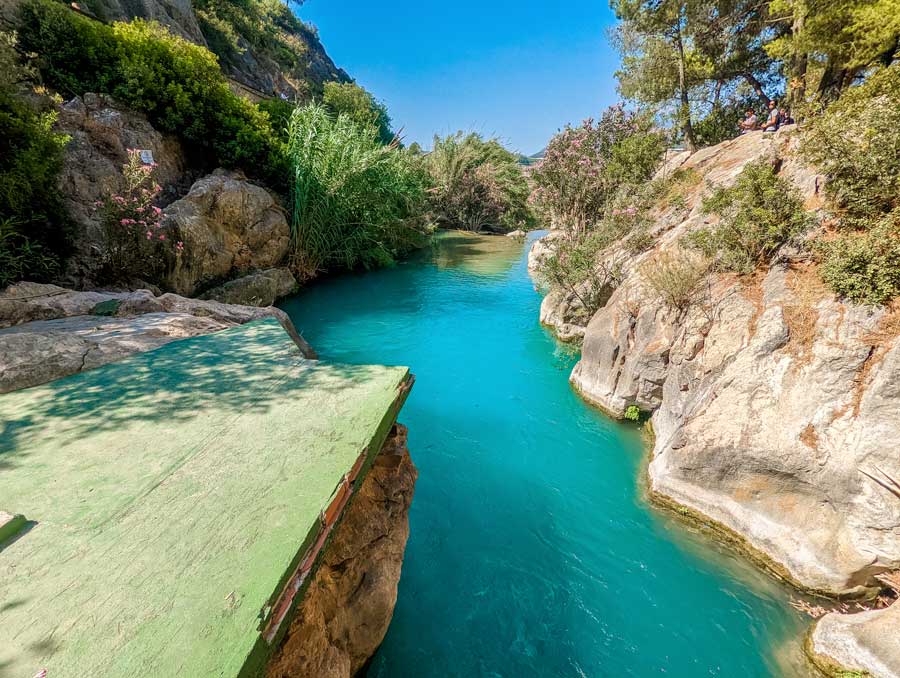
139;149;155;165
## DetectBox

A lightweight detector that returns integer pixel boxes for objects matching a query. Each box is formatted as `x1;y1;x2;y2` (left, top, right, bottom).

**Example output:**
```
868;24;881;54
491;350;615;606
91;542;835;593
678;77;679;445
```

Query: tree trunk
743;72;770;103
712;79;723;109
788;2;807;108
673;21;697;153
817;58;844;101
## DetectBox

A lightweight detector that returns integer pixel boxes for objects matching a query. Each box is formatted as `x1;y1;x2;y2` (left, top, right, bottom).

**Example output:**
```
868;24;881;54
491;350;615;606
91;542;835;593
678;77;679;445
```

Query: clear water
280;232;810;678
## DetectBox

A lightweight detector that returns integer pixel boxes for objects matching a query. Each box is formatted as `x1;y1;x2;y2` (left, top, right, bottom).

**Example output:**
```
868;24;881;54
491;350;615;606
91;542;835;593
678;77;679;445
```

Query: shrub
194;0;316;78
322;81;394;145
641;248;710;312
530;104;666;233
424;132;534;233
802;65;900;224
540;230;622;317
95;150;182;284
18;0;287;189
624;405;641;421
688;159;812;273
286;104;431;277
818;215;900;305
0;31;71;286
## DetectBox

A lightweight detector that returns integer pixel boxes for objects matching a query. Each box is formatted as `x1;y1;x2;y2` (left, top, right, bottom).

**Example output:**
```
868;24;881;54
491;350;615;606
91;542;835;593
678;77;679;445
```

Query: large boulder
164;170;291;296
267;424;417;678
55;94;189;282
200;268;298;307
0;282;315;392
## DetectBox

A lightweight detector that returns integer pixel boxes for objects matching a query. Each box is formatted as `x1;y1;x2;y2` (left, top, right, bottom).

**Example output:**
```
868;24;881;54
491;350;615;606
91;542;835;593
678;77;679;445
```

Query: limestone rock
506;229;526;239
55;94;189;282
267;424;417;678
0;283;315;392
527;231;558;274
540;128;900;598
164;170;290;296
0;313;228;393
811;603;900;678
201;268;298;307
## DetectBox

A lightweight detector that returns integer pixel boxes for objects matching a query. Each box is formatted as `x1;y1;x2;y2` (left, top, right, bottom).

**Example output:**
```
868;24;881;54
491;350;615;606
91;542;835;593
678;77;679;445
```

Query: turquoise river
281;231;813;678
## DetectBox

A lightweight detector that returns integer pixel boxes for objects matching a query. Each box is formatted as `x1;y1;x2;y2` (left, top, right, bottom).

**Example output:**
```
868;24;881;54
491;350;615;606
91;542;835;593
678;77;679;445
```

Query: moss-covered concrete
0;318;411;677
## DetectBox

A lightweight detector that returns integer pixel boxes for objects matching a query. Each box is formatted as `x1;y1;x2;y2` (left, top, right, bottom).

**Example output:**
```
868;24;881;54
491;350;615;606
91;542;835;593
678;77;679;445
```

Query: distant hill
517;148;546;167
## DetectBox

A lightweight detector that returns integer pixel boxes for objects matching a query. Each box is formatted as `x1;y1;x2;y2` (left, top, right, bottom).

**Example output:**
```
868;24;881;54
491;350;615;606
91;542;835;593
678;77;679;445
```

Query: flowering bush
96;149;182;284
530;104;666;234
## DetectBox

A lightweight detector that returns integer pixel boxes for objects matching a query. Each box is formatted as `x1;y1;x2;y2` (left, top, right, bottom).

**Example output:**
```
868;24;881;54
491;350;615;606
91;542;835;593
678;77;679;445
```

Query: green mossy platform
0;318;410;678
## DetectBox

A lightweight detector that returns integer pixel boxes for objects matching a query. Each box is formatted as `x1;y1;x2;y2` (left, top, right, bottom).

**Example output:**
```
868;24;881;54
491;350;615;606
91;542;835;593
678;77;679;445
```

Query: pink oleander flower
146;231;153;239
176;240;184;251
152;206;162;216
158;233;166;241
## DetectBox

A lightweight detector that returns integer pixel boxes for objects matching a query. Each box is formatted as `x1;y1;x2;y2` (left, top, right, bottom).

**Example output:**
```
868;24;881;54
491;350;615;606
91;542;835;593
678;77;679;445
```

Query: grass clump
424;132;534;233
286;104;431;278
687;160;812;273
0;31;71;286
641;248;710;312
18;0;287;189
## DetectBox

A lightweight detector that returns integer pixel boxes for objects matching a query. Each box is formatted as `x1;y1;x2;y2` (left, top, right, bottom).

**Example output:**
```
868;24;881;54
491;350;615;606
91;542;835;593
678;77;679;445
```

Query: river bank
530;128;900;677
281;230;811;677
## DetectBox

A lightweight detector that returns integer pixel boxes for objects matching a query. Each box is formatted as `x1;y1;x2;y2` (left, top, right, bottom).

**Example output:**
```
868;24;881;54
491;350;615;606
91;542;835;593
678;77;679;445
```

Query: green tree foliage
194;0;320;89
613;0;779;150
423;132;534;233
768;0;900;103
687;159;812;272
322;81;394;145
802;65;900;223
18;0;287;189
0;31;71;286
286;104;431;277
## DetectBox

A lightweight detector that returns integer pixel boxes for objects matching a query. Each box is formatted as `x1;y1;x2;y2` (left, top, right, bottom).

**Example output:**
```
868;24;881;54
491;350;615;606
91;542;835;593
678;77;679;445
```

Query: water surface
281;231;809;678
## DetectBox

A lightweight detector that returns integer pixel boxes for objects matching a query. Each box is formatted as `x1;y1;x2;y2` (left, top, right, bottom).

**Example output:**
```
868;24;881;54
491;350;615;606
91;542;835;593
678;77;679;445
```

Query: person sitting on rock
762;100;781;132
738;109;758;135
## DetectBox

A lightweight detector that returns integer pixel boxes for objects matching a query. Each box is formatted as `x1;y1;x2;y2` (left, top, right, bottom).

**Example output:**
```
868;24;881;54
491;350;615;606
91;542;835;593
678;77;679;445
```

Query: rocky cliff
0;0;347;99
532;129;900;676
267;424;417;678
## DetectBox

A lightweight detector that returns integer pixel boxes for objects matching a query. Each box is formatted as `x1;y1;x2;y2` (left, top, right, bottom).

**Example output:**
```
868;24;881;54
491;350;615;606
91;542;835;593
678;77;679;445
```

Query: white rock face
811;604;900;678
539;129;900;598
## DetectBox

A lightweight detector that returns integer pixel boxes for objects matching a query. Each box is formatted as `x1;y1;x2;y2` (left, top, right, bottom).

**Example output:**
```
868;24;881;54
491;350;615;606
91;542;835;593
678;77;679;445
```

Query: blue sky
296;0;621;155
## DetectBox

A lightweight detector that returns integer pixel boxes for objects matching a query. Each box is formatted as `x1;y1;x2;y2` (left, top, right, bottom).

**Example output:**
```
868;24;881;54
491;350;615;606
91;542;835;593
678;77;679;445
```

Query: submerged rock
0;282;314;392
267;424;417;678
